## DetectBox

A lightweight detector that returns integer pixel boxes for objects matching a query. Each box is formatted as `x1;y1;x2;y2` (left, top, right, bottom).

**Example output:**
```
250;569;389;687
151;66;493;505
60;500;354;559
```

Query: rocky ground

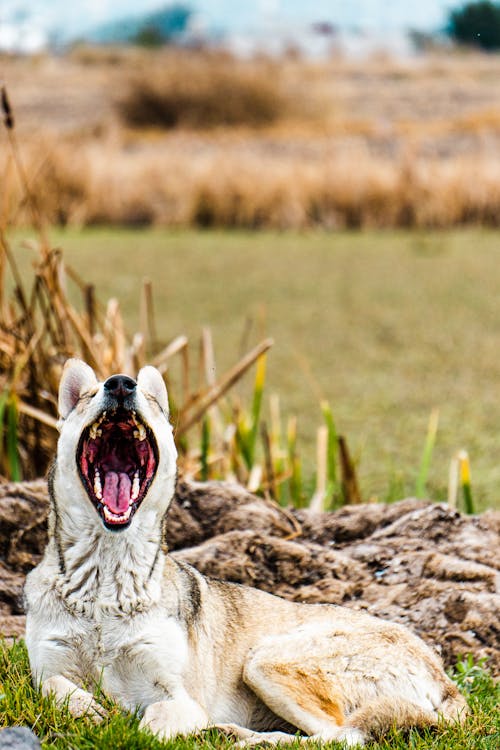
1;479;498;676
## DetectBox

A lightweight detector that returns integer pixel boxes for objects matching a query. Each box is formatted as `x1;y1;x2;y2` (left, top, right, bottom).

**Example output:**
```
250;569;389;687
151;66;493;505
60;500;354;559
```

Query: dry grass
0;95;352;508
0;224;277;489
5;137;500;230
118;51;289;129
3;49;500;229
2;48;500;508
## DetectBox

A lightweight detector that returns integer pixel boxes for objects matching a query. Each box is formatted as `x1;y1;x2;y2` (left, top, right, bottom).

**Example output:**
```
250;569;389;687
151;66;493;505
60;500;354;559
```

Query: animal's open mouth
77;408;158;529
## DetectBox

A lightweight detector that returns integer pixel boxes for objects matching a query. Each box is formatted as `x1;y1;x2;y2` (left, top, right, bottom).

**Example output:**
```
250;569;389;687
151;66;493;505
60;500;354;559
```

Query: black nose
104;374;136;401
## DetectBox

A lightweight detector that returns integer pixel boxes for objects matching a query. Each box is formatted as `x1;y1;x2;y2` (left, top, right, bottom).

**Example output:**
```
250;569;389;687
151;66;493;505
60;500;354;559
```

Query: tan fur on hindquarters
24;360;468;747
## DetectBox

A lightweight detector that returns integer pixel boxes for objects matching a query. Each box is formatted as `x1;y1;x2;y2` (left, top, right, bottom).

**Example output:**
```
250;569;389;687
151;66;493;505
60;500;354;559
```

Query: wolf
24;359;467;746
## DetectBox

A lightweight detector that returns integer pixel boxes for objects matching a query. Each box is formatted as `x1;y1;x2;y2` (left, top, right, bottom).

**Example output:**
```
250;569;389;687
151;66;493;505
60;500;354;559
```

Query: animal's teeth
89;413;106;439
134;424;146;441
131;471;140;502
103;505;132;522
131;413;147;440
94;470;102;500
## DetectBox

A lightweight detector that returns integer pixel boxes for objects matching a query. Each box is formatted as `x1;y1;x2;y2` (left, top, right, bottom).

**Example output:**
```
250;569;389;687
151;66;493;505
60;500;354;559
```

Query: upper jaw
77;404;159;531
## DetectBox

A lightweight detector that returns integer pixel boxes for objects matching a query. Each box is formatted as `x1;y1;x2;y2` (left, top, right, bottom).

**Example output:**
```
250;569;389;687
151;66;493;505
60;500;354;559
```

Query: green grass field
0;640;498;749
12;227;500;509
18;229;500;508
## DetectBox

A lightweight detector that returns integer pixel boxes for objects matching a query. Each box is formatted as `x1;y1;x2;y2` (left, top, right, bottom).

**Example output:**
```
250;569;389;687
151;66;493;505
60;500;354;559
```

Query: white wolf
24;359;467;746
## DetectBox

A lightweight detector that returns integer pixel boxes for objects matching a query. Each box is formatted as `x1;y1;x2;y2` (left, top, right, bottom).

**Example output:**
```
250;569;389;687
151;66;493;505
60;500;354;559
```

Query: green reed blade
415;408;439;499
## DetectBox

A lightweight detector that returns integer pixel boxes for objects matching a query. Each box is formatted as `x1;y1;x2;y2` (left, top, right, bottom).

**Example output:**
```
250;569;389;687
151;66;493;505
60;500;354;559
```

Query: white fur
26;361;180;702
57;359;98;420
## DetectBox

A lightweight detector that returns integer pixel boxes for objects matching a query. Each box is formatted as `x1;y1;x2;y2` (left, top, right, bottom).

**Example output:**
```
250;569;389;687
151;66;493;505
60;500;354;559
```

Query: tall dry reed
0;84;359;508
4;136;500;229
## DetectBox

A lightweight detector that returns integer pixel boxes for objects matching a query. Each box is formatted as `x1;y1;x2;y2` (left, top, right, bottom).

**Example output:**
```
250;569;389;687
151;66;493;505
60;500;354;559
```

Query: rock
0;727;41;749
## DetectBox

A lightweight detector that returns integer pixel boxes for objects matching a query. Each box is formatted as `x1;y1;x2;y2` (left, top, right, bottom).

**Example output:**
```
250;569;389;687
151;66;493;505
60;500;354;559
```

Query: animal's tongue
103;471;131;514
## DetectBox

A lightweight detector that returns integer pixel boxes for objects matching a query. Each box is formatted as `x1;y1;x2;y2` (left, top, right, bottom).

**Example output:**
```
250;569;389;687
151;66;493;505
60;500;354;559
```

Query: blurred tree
90;4;192;46
448;1;500;49
132;26;165;47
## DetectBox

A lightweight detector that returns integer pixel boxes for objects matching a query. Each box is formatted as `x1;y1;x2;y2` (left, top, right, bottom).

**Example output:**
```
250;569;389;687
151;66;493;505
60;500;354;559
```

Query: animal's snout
104;375;136;402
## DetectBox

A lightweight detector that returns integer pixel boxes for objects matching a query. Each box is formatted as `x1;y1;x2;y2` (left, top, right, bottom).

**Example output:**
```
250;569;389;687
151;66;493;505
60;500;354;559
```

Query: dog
24;359;467;746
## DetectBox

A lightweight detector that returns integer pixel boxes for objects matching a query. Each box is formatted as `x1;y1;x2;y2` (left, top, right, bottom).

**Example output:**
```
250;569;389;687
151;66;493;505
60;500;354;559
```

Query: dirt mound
1;479;498;676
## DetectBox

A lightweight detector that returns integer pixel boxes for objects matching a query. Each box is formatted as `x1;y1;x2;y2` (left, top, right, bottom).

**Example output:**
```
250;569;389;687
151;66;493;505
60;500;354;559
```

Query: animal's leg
214;724;301;746
139;690;209;740
243;646;365;748
42;675;107;722
235;731;302;747
345;694;467;738
212;723;257;740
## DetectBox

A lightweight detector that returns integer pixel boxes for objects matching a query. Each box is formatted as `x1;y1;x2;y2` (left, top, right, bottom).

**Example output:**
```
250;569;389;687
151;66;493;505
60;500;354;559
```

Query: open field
3;50;500;228
1;47;499;750
9;226;500;511
3;46;500;507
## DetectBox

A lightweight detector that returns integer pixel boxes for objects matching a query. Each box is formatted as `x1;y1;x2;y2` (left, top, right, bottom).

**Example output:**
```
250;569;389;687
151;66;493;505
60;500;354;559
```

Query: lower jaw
102;504;133;524
101;513;134;531
103;519;132;531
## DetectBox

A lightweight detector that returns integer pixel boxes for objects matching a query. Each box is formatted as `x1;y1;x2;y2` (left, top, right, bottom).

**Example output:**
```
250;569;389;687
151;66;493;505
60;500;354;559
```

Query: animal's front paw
335;728;365;747
42;675;107;723
233;731;300;747
139;703;174;741
139;697;208;740
305;727;365;747
66;691;108;723
213;723;256;740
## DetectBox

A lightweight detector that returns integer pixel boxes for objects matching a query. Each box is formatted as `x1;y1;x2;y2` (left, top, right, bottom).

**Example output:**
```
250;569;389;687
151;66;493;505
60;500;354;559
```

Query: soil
1;479;498;676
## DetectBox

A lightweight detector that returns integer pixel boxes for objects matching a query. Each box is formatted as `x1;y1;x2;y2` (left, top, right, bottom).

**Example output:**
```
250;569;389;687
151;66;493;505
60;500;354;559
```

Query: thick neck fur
48;474;168;618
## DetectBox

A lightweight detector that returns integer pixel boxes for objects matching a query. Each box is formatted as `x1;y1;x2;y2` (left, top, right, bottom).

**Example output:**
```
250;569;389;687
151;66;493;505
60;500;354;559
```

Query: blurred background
2;1;500;510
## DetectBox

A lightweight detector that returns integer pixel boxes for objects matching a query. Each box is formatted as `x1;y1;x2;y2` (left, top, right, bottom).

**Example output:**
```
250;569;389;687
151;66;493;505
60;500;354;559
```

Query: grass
5;50;500;229
9;225;500;510
0;640;497;749
7;132;500;230
118;51;290;129
3;49;500;508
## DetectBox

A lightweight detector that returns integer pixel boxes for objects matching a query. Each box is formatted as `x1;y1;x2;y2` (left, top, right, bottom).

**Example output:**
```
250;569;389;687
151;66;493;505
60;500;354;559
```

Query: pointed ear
137;366;169;414
58;359;98;419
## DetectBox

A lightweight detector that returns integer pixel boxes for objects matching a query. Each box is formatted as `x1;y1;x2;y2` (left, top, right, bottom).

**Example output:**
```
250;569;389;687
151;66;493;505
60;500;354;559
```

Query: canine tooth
134;424;146;441
89;412;107;439
94;470;102;500
131;471;140;502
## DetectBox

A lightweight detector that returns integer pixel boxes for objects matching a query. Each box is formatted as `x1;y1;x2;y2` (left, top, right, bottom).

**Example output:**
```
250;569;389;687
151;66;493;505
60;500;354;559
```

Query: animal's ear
137;366;169;414
58;359;98;419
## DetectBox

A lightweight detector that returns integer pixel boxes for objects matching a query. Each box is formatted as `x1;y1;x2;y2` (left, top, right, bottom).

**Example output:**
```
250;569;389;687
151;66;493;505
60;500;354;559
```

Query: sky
1;0;454;39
